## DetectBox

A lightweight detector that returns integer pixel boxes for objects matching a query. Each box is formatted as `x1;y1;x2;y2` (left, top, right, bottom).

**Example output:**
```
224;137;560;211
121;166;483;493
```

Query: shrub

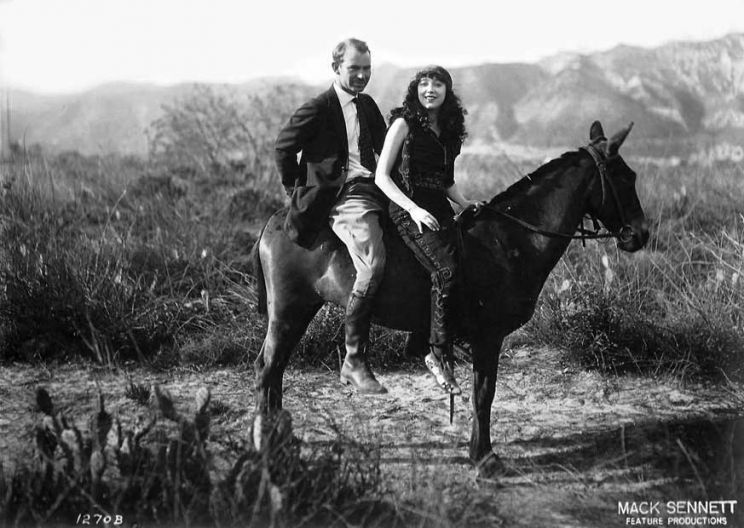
460;159;744;382
0;153;265;365
523;228;744;381
1;386;397;527
148;83;312;198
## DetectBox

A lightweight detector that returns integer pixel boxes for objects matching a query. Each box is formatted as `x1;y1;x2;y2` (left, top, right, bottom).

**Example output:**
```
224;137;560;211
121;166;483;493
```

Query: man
275;38;388;394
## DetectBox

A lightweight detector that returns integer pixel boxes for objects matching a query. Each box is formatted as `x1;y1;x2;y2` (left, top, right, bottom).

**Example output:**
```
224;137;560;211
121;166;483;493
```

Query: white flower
603;268;615;292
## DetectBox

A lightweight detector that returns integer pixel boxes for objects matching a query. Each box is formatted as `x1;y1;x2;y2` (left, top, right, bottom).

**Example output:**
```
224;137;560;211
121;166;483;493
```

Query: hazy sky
1;0;743;93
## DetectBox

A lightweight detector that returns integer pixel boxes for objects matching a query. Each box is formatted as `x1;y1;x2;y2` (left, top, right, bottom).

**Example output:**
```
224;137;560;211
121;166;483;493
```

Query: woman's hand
409;206;440;233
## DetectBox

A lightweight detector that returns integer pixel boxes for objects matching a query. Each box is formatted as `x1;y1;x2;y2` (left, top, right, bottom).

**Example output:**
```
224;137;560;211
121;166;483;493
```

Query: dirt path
2;347;742;527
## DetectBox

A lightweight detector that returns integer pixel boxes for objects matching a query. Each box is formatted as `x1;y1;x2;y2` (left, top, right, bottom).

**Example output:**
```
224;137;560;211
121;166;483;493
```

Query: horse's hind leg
254;301;322;415
252;301;321;451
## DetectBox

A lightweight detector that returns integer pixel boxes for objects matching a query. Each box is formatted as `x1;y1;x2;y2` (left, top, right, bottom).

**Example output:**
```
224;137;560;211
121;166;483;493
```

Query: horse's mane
487;150;582;207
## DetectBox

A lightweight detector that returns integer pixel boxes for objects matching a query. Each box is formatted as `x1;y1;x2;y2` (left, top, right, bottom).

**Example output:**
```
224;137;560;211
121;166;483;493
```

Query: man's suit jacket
275;85;386;248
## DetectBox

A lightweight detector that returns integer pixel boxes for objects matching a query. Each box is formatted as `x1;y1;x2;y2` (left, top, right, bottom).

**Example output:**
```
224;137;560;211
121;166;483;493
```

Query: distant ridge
8;33;744;158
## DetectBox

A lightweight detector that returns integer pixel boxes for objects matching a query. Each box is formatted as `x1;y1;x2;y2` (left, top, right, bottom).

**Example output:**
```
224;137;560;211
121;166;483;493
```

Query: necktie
352;97;376;172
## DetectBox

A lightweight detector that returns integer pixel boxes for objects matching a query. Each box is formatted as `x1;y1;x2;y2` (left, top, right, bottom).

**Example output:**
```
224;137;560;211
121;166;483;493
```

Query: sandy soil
1;346;742;527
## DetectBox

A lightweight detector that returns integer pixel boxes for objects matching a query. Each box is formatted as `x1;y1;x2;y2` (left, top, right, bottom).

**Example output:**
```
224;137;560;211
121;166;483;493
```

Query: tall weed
512;162;744;381
0;151;267;365
1;386;398;527
2;148;742;381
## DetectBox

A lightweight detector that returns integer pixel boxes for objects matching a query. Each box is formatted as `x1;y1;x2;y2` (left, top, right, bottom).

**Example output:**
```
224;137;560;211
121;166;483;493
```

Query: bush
457;159;744;382
522;225;744;381
528;284;743;380
148;83;312;199
3;140;742;383
0;152;267;366
1;387;398;527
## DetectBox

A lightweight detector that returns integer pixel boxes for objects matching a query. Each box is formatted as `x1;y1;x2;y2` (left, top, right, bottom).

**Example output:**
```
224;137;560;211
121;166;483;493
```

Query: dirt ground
2;346;743;527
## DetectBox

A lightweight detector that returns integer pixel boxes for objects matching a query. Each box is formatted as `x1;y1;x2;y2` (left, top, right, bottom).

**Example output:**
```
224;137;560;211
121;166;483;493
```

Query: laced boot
339;293;387;394
424;344;461;395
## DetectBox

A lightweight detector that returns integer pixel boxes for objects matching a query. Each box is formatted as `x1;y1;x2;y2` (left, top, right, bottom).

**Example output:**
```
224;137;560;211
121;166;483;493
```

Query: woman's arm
375;119;440;232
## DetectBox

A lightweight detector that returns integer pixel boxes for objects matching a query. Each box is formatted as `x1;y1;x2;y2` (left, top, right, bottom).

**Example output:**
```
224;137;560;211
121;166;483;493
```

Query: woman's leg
422;225;460;394
394;214;461;393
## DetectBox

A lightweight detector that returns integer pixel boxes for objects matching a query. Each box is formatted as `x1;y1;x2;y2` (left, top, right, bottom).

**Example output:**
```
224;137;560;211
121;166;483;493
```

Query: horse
250;121;649;475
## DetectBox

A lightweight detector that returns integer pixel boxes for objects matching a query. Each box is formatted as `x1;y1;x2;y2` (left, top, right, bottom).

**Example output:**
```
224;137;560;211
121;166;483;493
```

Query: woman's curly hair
389;65;467;146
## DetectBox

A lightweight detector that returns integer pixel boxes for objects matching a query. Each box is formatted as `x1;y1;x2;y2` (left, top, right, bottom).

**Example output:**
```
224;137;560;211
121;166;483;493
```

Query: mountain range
6;33;744;158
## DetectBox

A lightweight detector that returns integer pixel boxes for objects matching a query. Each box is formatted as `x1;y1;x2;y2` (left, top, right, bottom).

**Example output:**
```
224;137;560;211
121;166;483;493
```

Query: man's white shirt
333;82;373;181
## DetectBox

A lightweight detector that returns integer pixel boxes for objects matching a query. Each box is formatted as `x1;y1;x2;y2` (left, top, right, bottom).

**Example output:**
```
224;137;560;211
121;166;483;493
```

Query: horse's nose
618;219;649;252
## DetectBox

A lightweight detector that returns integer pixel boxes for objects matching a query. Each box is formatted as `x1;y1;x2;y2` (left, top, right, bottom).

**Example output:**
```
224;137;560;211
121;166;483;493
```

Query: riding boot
340;293;387;394
425;284;461;395
424;343;462;395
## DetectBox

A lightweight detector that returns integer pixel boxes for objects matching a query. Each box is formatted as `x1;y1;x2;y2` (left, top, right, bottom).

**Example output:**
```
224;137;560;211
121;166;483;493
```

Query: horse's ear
607;122;634;156
589;121;606;143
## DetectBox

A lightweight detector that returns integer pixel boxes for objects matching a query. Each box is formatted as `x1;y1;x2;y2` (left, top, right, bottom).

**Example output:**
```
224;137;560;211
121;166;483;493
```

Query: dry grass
1;150;742;383
1;386;402;527
0;152;269;368
460;159;744;381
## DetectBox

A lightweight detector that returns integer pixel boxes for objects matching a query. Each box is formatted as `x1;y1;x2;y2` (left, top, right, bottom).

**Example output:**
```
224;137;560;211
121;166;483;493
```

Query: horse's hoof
474;452;506;482
252;410;294;452
252;414;264;451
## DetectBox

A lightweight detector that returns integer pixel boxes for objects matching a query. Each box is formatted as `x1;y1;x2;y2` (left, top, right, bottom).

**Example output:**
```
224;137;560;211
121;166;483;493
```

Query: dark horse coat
253;122;649;476
275;86;386;248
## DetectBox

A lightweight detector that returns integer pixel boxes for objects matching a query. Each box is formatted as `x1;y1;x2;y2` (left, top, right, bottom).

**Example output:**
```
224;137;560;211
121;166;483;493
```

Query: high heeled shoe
424;350;462;395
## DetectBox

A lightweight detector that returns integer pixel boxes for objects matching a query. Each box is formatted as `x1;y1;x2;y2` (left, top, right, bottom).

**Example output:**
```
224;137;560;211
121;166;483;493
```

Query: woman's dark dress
389;119;461;349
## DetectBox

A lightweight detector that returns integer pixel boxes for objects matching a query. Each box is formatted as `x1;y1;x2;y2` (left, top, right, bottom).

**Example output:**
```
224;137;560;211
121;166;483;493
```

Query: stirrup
424;352;462;395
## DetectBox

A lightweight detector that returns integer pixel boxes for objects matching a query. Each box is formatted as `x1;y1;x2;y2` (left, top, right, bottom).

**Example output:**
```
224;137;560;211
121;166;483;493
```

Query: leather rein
476;143;632;243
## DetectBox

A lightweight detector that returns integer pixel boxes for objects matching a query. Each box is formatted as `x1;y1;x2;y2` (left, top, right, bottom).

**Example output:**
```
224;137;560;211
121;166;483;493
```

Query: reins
488;208;615;240
471;143;629;242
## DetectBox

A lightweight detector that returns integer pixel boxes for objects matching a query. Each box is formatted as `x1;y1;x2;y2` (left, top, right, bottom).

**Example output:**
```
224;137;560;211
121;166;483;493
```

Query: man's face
333;47;371;95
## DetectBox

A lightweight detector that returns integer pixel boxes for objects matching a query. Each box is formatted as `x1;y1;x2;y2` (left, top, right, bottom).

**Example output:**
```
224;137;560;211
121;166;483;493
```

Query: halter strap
580;143;608;206
580;143;630;230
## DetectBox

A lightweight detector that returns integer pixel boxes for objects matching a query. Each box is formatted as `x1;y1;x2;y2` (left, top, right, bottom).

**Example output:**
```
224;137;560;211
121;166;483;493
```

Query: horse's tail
251;221;269;316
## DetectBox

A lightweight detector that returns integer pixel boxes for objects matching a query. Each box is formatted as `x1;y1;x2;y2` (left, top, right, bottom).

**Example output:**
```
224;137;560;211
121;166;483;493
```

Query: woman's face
417;76;447;112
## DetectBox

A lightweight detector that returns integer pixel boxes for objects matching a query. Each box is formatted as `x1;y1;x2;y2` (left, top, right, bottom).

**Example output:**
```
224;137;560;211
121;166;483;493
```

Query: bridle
474;143;635;244
580;143;634;243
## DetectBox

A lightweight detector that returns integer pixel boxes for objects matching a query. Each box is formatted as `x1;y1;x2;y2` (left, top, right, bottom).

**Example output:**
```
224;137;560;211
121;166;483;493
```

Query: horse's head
584;121;649;252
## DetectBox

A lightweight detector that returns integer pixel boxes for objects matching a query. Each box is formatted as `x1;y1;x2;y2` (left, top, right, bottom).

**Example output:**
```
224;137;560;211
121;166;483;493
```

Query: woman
375;66;480;395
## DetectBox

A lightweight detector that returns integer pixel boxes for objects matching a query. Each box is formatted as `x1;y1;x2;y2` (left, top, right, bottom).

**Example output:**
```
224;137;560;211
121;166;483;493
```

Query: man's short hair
332;38;370;67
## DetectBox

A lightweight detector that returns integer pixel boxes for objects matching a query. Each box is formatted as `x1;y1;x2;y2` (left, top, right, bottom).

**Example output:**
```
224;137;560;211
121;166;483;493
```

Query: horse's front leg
469;329;505;476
